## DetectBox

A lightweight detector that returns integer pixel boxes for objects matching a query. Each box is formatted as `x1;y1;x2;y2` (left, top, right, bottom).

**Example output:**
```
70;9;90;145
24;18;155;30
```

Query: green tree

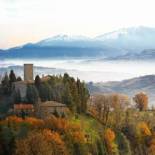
16;77;22;81
26;85;39;104
63;73;70;84
35;75;41;88
12;89;21;104
38;83;51;102
62;83;75;111
0;126;15;155
9;70;16;85
116;132;132;155
1;73;10;95
77;79;89;113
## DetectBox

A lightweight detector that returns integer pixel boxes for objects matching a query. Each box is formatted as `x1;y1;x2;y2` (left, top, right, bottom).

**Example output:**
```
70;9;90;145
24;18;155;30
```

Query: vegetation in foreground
0;70;155;155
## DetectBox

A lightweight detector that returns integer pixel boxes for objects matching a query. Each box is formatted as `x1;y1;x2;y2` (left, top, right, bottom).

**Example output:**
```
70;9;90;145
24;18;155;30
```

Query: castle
14;64;34;99
13;64;68;118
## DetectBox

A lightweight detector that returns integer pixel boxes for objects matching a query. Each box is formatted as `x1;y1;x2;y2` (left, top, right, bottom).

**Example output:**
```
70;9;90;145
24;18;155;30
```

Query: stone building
13;64;34;101
36;101;69;119
24;64;33;81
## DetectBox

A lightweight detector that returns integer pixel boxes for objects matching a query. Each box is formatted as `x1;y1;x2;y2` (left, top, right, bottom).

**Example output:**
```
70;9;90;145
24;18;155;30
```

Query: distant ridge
1;26;155;59
87;74;155;105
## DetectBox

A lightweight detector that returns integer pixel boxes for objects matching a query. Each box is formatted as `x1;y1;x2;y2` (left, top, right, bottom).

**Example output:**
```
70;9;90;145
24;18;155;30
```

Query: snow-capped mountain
96;26;155;53
38;34;91;42
1;26;155;59
36;34;102;48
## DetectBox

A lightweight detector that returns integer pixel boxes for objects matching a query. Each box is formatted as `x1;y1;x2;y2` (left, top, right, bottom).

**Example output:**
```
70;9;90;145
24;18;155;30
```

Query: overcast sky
1;0;155;49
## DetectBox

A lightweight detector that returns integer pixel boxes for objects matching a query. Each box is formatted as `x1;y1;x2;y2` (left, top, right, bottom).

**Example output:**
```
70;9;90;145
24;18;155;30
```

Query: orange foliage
15;132;51;155
44;116;83;134
137;122;151;137
24;117;44;126
133;92;148;111
88;106;98;118
44;116;69;133
41;129;68;154
0;116;23;128
6;116;23;123
0;116;44;130
71;131;86;143
42;129;64;145
104;128;115;143
103;128;118;154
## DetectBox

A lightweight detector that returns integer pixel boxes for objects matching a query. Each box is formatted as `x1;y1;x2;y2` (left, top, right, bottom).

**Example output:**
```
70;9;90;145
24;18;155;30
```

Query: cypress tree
9;70;16;84
26;85;39;104
35;75;41;88
1;73;10;95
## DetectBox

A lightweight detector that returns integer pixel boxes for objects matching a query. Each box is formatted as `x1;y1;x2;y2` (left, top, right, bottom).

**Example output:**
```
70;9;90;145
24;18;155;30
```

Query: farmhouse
36;101;69;119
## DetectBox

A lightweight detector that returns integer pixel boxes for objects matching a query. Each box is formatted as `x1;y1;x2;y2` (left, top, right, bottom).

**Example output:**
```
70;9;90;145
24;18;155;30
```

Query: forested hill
87;75;155;105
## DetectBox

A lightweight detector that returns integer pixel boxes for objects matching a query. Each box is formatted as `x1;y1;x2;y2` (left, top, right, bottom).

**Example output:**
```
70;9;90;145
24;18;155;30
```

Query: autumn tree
137;122;151;138
93;94;111;126
136;122;151;154
111;93;130;110
43;129;67;154
133;92;148;111
110;93;130;129
15;131;53;155
103;128;119;155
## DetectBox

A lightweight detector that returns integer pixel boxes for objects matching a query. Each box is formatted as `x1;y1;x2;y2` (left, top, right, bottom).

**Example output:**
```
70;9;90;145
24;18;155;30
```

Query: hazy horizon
1;58;155;82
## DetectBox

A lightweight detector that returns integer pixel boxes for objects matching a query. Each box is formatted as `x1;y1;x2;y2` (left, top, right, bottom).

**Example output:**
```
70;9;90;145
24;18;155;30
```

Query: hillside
87;75;155;105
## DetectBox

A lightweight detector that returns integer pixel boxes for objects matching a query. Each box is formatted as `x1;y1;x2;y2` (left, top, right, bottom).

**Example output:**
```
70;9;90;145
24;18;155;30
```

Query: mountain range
108;49;155;60
87;74;155;105
1;26;155;59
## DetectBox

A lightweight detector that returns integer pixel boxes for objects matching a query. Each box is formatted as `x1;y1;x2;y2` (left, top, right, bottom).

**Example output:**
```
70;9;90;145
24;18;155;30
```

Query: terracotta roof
41;75;51;82
39;101;66;107
14;104;34;110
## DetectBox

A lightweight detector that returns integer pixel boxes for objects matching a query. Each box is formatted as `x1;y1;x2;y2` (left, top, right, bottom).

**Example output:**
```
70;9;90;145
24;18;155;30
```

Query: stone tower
24;64;33;81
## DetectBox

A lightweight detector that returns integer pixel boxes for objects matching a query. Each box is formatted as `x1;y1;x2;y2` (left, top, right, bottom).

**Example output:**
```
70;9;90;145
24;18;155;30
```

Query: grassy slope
70;114;104;143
